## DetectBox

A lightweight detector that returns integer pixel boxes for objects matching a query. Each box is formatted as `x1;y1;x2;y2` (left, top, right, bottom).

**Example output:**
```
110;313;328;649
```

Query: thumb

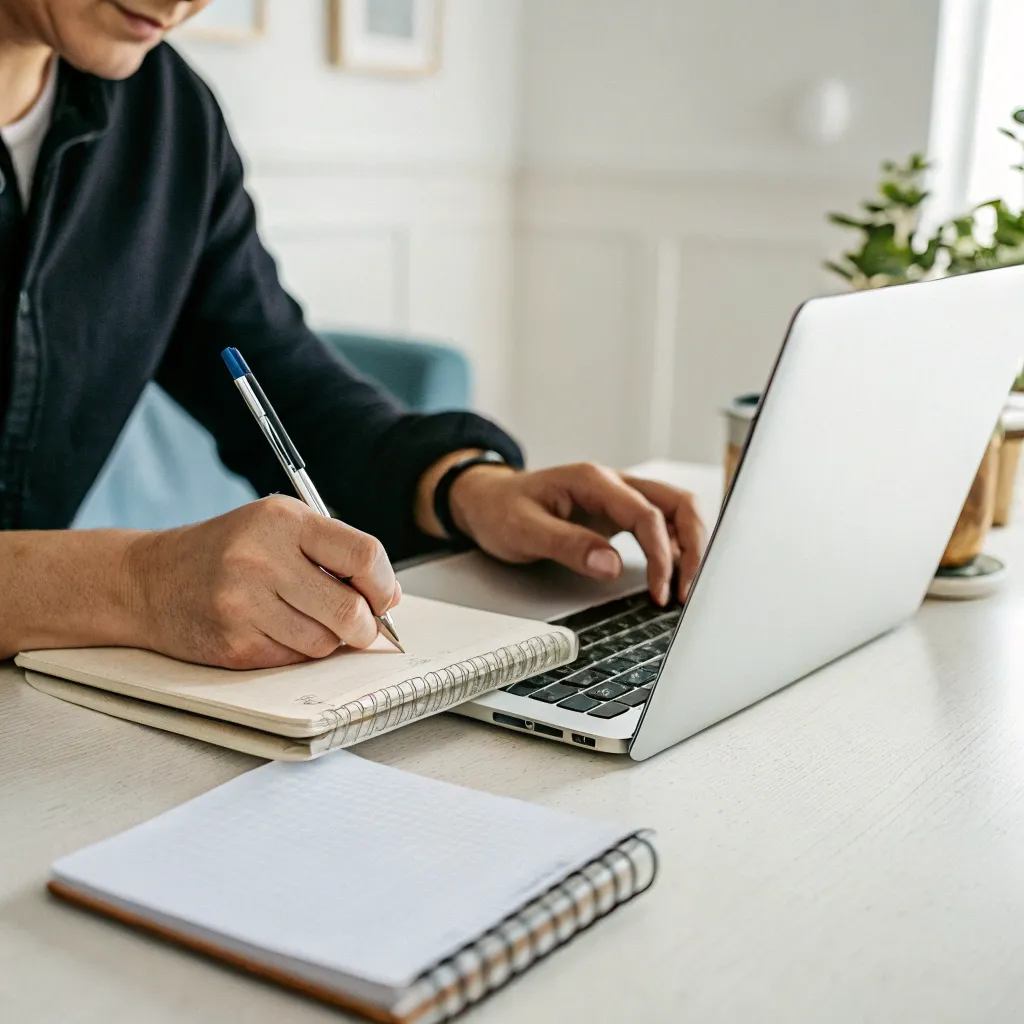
516;503;623;580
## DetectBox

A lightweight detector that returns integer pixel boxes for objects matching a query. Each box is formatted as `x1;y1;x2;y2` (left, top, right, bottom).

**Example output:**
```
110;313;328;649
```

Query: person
0;0;705;670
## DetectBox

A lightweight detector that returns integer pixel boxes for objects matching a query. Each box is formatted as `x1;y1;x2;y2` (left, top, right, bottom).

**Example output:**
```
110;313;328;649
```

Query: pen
220;347;404;653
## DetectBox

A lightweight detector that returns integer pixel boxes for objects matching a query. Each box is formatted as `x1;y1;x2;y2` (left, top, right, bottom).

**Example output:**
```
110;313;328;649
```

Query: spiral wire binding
395;831;658;1024
304;630;575;753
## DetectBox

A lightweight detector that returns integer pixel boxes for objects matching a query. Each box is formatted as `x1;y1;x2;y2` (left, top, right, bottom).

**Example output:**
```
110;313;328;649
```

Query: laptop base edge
450;702;631;754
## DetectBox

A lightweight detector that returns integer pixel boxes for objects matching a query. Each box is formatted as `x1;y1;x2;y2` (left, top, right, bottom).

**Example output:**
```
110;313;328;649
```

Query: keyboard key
557;693;602;712
584;681;629;702
611;647;650;666
619;687;651;707
561;600;630;630
523;672;556;688
619;666;657;687
616;610;648;628
588;701;630;719
648;635;672;653
547;664;579;680
635;641;667;661
564;668;611;688
579;622;620;643
585;662;624;679
636;624;665;641
505;681;546;696
529;684;579;704
600;657;637;676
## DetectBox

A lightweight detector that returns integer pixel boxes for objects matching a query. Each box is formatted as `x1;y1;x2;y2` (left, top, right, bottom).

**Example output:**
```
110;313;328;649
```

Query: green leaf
953;215;975;237
994;223;1024;248
918;235;942;271
823;260;855;281
827;212;868;229
880;181;927;208
999;126;1020;140
1013;108;1024;125
848;223;914;280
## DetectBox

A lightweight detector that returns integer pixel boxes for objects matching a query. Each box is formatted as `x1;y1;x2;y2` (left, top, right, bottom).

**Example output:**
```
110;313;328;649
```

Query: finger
300;517;396;617
216;630;309;671
511;501;624;580
554;466;675;605
624;477;707;599
259;597;344;661
276;560;379;649
677;510;705;600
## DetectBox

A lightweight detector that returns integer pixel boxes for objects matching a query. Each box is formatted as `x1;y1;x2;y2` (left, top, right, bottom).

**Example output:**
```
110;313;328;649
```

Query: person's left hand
443;462;707;605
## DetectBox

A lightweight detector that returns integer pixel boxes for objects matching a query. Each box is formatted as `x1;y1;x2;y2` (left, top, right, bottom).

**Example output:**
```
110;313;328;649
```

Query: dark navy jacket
0;44;521;557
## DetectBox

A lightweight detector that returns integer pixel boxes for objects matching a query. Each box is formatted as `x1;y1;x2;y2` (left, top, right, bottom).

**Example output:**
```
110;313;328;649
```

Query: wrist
415;449;485;539
119;530;160;648
447;462;516;539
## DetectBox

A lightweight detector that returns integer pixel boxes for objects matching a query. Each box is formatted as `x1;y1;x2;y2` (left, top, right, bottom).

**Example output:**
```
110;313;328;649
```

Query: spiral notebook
16;594;576;760
48;753;658;1024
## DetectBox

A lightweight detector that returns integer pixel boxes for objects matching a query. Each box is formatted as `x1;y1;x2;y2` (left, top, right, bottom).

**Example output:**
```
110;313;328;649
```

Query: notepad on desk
16;594;576;760
49;752;658;1024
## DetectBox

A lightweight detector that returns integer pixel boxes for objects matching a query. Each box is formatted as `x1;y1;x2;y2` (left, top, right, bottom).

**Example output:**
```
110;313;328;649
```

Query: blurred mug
722;393;760;493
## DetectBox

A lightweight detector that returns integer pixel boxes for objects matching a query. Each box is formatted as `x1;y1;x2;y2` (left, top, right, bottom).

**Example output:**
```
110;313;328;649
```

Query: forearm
0;530;145;659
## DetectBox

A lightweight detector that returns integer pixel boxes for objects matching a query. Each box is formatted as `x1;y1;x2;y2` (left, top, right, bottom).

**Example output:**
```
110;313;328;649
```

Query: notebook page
18;594;574;735
52;753;632;990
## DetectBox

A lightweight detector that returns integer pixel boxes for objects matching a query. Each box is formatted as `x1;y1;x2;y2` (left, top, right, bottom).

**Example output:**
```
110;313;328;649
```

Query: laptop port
533;723;563;738
493;713;528;730
572;733;596;747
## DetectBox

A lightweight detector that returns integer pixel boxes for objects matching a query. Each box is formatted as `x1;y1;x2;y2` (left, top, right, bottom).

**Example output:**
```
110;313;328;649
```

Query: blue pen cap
221;347;251;380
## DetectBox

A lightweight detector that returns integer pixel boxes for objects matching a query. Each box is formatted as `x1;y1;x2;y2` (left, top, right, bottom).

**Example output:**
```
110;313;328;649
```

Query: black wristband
433;450;510;545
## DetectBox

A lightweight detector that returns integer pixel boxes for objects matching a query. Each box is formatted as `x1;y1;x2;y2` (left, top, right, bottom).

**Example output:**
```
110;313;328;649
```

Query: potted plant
724;114;1024;573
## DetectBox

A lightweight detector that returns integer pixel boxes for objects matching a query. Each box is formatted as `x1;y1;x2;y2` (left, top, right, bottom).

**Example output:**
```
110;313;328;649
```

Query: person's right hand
125;496;401;669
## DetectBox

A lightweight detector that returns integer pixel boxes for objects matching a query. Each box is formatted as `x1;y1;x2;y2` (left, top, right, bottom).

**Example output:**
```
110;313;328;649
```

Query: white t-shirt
0;59;57;207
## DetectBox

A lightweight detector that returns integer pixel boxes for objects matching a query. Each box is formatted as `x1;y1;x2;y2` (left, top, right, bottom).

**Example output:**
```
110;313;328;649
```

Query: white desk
3;462;1024;1023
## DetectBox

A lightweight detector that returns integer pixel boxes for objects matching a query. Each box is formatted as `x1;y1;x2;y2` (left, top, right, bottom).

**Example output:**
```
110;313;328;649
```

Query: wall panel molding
513;170;837;467
244;165;516;419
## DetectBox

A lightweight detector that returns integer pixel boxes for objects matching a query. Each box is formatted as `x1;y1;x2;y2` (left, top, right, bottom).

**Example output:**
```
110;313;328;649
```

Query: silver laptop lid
631;266;1024;761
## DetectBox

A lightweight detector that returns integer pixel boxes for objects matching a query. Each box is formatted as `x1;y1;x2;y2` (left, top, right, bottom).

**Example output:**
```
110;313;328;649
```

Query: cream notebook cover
49;753;659;1024
17;594;576;760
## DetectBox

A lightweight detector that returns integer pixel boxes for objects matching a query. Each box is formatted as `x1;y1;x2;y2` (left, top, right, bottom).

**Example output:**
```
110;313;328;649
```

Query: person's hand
125;496;401;669
442;462;706;605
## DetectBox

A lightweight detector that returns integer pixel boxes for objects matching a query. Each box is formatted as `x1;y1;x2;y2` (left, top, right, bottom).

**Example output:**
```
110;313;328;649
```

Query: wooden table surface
3;462;1024;1023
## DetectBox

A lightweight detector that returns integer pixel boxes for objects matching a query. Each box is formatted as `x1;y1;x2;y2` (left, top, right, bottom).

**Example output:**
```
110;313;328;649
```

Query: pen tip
377;613;403;653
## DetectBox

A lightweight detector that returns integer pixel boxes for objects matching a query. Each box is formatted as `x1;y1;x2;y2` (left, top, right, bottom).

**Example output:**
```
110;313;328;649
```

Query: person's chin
62;40;155;80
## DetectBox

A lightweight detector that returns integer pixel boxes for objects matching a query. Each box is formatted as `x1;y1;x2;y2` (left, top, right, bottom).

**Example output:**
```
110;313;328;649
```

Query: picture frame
178;0;267;43
329;0;443;77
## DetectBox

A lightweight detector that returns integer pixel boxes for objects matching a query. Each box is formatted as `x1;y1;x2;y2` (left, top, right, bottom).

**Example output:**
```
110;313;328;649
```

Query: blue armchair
72;332;473;531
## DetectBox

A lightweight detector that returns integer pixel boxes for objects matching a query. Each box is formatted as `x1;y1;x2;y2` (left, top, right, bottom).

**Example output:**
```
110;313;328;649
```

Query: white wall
514;0;943;468
175;1;945;472
173;0;523;418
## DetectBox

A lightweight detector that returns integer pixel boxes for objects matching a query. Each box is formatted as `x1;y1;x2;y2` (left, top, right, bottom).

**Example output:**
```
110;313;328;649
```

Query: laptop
399;266;1024;761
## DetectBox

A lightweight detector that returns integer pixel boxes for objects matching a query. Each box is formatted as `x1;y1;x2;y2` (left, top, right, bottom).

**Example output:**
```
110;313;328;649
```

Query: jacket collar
49;59;113;143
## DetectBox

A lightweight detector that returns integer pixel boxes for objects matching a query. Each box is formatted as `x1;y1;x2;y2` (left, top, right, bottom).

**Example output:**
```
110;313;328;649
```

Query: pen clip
246;375;305;471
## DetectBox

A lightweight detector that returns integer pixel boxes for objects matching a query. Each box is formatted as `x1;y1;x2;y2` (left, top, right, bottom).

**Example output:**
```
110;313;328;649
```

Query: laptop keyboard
500;594;681;719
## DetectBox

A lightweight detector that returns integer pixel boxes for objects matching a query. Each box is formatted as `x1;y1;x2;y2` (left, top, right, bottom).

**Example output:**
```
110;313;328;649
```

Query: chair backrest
72;332;473;531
